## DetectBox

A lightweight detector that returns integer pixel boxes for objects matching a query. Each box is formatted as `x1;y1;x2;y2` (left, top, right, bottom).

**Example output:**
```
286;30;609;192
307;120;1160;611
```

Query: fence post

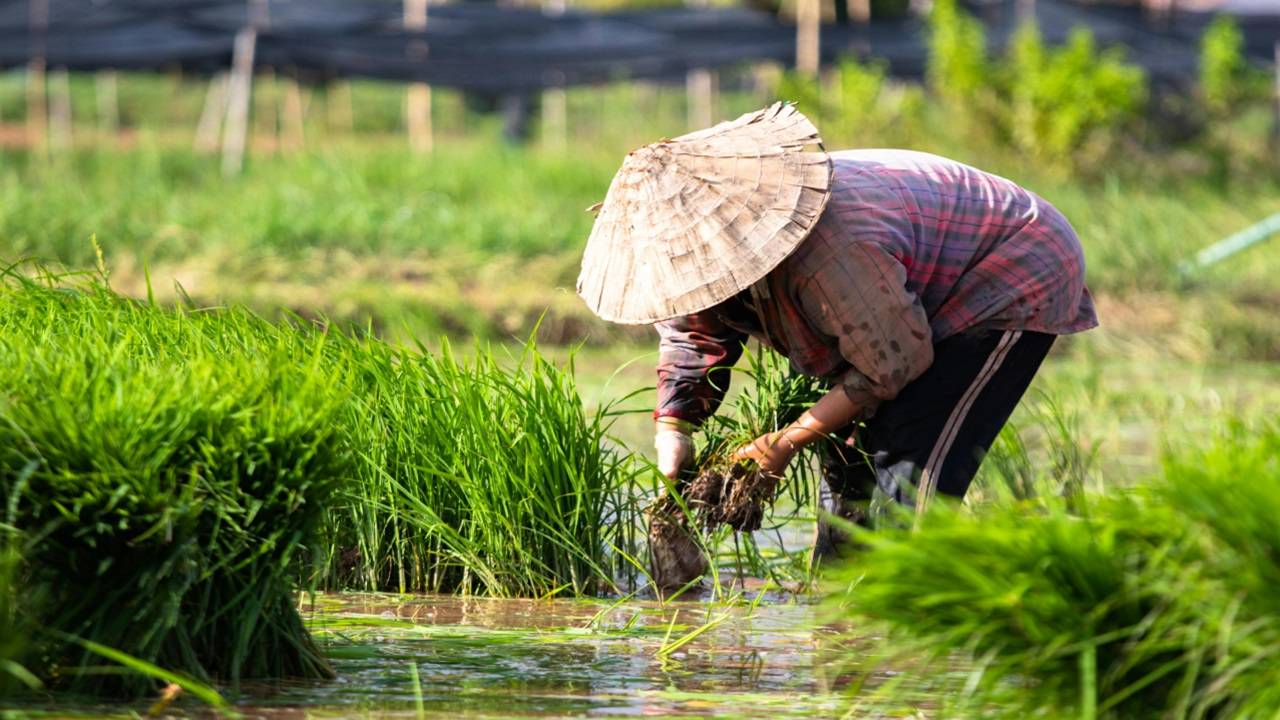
542;0;568;150
685;0;719;129
95;70;119;139
404;0;433;153
48;65;71;151
26;0;48;151
1273;42;1280;154
222;26;258;176
281;71;305;152
796;0;821;78
194;72;230;153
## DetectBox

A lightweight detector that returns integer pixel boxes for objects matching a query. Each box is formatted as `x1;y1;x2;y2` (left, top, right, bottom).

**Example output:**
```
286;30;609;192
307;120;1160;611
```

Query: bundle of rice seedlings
680;348;825;533
1155;421;1280;717
319;337;639;597
0;270;346;695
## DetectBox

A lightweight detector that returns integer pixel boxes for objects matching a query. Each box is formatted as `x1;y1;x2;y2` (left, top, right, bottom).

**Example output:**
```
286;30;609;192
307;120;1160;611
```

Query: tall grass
0;267;640;698
826;419;1280;718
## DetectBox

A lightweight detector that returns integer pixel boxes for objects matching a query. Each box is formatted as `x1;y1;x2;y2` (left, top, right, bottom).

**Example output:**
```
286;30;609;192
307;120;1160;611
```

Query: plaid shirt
656;149;1097;424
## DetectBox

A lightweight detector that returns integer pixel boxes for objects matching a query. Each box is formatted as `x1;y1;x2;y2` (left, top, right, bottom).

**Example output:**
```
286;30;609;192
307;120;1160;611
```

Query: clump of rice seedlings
826;418;1280;718
318;336;640;597
682;348;826;533
0;268;346;695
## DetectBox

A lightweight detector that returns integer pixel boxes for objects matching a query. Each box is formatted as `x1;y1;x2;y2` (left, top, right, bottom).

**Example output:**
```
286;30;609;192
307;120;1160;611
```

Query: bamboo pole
194;72;229;153
686;68;717;130
1272;42;1280;154
685;0;718;130
95;70;119;138
222;27;258;176
404;0;433;153
327;81;354;133
541;0;568;150
25;59;46;150
847;0;869;24
796;0;821;78
26;0;49;151
48;65;71;151
281;72;305;152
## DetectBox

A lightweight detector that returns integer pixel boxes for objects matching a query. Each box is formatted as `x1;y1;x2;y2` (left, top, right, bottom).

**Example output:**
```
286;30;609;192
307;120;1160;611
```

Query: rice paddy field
2;51;1280;718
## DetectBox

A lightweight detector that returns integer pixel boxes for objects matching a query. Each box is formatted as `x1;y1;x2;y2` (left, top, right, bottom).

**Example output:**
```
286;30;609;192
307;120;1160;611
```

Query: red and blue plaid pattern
655;149;1097;424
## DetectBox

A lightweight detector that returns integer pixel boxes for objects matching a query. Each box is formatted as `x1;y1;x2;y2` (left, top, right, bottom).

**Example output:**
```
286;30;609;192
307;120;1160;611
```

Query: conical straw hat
576;102;832;325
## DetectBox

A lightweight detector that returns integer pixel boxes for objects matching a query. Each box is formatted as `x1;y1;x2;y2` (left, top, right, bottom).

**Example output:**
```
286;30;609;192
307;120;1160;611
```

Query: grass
825;418;1280;718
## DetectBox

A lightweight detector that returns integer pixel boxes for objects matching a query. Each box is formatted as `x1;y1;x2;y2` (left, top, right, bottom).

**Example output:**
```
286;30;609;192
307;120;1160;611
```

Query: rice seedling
0;266;347;696
825;417;1280;718
0;265;645;698
316;335;642;597
682;347;826;533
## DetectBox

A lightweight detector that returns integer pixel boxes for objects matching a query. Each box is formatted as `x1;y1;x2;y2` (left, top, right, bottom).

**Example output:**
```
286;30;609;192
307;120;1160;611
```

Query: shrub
927;0;988;104
1006;25;1147;164
1200;16;1254;116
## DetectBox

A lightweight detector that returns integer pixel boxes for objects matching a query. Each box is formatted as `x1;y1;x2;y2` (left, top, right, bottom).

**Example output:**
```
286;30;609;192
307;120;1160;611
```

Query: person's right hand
654;430;694;480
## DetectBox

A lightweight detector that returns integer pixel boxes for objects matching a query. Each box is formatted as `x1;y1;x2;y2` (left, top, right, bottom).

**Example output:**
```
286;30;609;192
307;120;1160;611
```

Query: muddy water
223;592;841;718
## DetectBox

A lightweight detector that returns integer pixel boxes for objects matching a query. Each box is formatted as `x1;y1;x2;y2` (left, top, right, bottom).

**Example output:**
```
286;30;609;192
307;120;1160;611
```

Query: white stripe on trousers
916;330;1023;517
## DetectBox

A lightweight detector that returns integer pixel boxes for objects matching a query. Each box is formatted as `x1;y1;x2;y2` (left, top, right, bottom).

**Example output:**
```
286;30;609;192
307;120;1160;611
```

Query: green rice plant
317;336;641;597
0;267;346;695
826;419;1280;718
693;346;826;511
1155;421;1280;717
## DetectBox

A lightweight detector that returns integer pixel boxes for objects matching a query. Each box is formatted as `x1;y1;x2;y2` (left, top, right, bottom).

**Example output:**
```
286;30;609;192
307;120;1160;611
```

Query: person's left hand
732;432;796;476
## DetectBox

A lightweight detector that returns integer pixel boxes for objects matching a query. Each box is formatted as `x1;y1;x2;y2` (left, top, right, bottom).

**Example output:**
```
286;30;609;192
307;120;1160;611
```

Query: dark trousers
822;329;1055;514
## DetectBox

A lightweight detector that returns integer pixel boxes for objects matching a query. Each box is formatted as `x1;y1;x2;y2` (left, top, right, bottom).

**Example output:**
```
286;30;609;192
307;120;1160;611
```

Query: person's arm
734;240;933;473
654;312;747;478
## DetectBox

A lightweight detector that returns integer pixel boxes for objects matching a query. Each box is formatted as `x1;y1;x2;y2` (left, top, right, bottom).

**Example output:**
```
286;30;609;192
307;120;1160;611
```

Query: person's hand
655;430;694;480
732;431;797;476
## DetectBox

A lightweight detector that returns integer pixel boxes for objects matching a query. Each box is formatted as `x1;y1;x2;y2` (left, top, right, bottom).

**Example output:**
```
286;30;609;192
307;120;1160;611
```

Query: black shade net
0;0;1273;93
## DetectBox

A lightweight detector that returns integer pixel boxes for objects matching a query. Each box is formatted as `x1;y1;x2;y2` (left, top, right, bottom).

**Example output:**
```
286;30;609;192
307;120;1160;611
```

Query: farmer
576;104;1097;580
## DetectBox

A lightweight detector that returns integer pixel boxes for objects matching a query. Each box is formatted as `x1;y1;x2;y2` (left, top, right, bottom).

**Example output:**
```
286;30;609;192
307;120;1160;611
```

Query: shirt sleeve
795;239;934;416
654;312;747;425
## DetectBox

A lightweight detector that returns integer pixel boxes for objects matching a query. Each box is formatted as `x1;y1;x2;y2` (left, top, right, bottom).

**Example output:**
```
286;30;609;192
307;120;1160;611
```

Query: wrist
655;416;696;436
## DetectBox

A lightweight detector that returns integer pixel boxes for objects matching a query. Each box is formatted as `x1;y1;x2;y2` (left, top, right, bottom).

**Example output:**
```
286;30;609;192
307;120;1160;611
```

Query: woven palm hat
577;102;832;325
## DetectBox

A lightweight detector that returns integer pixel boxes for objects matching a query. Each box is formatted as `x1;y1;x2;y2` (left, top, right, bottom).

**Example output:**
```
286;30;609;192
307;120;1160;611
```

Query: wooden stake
686;68;718;129
255;66;279;153
684;0;718;129
25;58;47;150
1272;42;1280;152
404;0;433;153
796;0;821;78
541;0;568;149
194;72;229;153
281;73;305;152
847;0;869;24
95;71;119;138
48;65;71;151
327;81;354;133
222;27;258;176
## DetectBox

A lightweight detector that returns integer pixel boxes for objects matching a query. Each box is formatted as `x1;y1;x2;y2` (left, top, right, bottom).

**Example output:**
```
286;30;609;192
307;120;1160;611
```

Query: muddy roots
646;494;709;595
686;461;781;533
